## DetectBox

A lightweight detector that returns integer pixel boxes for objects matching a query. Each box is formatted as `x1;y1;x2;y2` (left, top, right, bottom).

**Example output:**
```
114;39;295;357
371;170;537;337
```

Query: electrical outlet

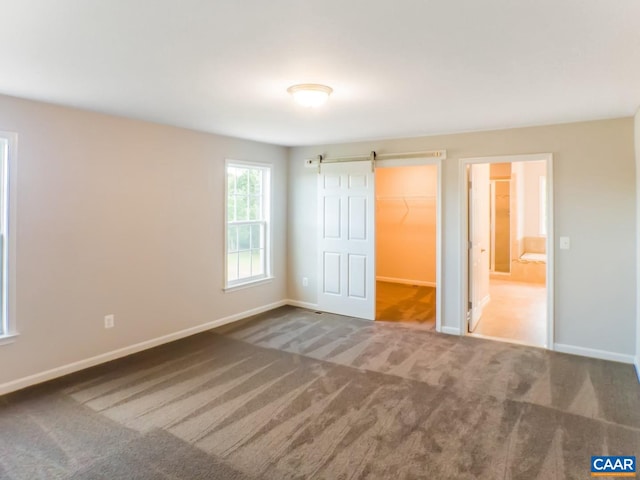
302;277;309;287
104;314;115;329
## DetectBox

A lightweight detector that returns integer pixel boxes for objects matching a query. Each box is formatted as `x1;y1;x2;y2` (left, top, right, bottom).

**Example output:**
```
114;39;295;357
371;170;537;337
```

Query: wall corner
635;107;640;374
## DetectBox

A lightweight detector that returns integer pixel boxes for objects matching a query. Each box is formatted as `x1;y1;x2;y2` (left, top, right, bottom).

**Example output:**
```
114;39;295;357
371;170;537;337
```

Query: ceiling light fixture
287;84;333;108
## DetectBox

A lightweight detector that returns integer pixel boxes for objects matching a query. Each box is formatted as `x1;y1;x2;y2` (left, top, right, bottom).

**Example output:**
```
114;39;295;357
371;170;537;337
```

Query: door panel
348;254;367;298
324;197;341;238
469;163;490;331
348;173;368;188
318;162;375;320
348;197;367;240
324;174;341;188
323;252;341;295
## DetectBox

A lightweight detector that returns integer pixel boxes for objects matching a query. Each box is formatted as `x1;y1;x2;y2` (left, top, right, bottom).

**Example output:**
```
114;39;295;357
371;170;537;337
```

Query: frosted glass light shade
287;84;333;107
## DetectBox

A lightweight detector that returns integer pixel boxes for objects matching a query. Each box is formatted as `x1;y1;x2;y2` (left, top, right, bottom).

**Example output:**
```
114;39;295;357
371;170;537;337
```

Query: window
225;161;271;288
0;133;14;339
539;175;547;236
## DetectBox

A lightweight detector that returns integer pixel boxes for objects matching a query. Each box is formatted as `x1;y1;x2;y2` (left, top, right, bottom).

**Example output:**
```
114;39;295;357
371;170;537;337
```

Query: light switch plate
559;237;570;250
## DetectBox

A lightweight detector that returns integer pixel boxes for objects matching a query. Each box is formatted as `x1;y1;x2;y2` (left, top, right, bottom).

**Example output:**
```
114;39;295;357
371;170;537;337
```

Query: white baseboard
441;326;461;336
7;299;634;397
553;343;635;365
0;300;288;397
285;299;319;310
376;276;436;288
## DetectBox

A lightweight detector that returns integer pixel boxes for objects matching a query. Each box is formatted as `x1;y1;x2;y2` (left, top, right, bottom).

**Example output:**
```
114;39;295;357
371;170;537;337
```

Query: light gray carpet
1;306;639;479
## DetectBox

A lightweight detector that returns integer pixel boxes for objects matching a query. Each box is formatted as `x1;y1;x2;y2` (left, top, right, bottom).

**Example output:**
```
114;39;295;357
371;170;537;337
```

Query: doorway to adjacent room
462;154;553;348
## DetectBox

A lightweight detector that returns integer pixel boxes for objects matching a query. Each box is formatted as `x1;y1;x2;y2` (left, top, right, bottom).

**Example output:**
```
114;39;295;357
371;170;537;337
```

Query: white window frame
224;160;272;291
0;132;17;344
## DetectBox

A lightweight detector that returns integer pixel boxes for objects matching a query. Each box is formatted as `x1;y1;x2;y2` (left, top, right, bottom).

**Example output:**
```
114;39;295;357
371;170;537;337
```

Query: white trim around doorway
458;153;554;349
375;156;443;333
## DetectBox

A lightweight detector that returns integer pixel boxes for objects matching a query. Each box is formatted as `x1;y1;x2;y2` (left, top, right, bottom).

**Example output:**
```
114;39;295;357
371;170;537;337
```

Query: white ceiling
1;0;639;146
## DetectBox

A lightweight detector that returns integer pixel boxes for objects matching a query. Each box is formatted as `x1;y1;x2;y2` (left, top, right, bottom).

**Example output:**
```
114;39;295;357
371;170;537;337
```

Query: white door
318;161;375;320
468;163;490;331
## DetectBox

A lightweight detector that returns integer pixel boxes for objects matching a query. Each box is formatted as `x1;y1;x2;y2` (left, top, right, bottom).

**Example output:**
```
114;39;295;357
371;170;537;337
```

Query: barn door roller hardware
305;150;447;173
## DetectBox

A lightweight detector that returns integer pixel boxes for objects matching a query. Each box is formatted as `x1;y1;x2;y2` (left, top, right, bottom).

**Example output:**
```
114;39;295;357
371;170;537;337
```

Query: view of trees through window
226;164;269;285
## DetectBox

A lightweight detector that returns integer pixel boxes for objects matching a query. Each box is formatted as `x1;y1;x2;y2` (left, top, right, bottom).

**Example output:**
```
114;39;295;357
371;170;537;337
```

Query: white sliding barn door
318;161;375;320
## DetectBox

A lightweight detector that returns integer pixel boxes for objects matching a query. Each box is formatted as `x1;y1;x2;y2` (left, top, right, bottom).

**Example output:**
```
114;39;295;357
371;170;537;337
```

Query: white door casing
317;161;375;320
468;163;490;331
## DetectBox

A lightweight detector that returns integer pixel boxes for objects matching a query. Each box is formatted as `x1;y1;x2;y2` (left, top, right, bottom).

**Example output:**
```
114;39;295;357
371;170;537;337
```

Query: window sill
224;277;274;293
0;333;19;346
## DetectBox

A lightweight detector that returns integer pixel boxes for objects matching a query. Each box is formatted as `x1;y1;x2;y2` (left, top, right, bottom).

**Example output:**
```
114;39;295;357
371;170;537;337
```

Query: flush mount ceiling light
287;84;333;108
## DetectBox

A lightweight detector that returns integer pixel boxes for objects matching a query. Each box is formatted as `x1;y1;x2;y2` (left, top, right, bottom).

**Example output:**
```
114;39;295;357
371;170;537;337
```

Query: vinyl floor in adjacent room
1;306;639;479
472;279;547;347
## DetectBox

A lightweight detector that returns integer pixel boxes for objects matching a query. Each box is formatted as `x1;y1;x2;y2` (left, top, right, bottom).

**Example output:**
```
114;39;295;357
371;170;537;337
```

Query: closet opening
375;164;438;330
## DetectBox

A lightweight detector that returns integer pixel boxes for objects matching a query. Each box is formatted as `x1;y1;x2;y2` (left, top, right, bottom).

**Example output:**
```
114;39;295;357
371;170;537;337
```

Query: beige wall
289;118;636;357
522;160;547;238
0;93;635;388
635;107;640;372
0;94;288;387
512;160;546;257
490;163;511;179
376;165;437;285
